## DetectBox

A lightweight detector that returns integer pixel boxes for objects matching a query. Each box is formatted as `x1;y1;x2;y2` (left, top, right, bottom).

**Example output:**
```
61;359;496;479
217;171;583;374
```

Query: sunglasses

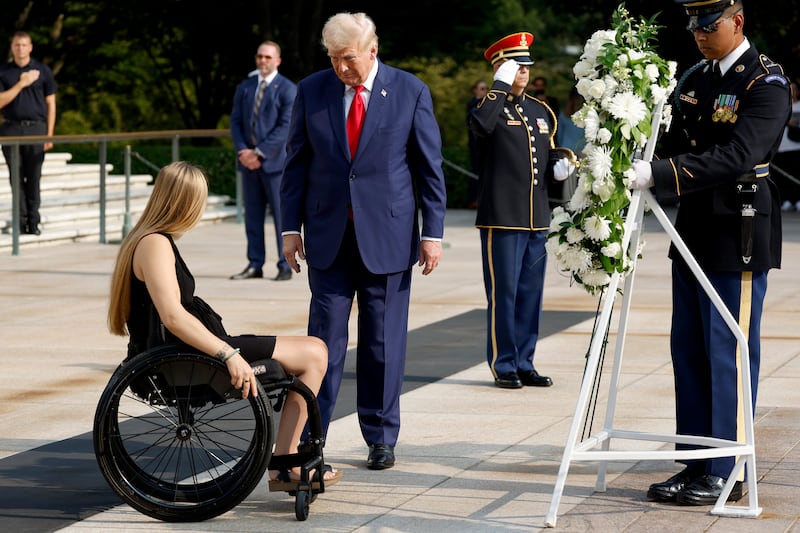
686;9;741;34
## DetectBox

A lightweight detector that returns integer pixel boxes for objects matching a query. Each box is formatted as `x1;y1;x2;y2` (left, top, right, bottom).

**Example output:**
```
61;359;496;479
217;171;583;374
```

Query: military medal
712;94;738;123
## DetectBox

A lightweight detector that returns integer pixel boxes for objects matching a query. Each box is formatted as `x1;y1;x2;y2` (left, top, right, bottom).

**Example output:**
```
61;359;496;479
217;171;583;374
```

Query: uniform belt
5;120;44;126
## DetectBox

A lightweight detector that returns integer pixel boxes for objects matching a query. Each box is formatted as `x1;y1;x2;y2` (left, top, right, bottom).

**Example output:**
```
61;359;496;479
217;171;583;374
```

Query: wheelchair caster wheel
295;489;310;521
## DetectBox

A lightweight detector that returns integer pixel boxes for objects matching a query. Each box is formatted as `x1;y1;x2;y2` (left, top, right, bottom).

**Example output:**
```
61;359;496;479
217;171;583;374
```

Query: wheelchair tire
93;345;274;522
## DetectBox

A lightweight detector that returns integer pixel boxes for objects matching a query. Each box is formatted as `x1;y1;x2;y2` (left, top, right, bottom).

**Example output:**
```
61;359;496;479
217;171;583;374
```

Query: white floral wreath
546;4;677;295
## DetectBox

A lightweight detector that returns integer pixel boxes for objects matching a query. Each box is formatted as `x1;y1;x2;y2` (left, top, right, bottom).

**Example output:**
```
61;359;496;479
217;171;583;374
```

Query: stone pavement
1;208;798;532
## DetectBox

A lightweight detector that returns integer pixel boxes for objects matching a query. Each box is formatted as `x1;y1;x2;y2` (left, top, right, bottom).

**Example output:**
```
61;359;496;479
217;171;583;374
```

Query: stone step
2;193;232;231
0;151;239;253
0;181;154;210
0;174;153;200
0;203;238;252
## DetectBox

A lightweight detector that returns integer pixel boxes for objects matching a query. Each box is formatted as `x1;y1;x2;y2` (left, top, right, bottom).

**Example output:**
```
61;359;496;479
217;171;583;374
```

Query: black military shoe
494;372;522;389
519;369;553;387
647;467;703;502
677;474;743;506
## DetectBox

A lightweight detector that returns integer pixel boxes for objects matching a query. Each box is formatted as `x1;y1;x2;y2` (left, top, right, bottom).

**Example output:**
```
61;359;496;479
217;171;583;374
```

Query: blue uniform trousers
241;167;288;271
671;260;766;479
306;222;411;446
480;228;547;378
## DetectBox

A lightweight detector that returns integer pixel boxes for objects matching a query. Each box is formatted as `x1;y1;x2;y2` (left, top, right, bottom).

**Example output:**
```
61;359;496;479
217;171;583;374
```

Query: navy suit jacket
230;72;297;174
281;61;446;274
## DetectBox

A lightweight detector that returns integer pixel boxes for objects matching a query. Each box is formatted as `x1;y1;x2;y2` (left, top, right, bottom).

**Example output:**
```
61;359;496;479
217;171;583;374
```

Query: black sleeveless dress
126;233;276;362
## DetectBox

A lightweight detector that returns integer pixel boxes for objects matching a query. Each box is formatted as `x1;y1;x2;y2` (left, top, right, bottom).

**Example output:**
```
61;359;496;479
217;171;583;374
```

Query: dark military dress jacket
651;44;791;272
469;80;559;231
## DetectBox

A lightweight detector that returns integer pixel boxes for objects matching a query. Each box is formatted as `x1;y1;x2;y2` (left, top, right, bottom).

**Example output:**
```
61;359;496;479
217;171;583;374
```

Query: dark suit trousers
307;221;412;446
241;167;288;271
1;121;47;227
671;260;766;479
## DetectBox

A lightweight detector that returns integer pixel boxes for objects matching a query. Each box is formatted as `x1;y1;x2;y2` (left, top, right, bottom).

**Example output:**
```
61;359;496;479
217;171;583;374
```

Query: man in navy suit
281;12;447;470
230;41;296;281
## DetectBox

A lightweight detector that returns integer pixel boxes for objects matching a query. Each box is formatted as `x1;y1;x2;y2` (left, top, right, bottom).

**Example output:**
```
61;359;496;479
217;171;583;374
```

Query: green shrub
65;144;237;199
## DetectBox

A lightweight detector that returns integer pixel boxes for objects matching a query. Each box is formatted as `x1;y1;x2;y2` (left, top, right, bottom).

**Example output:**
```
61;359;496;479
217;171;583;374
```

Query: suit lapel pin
381;89;387;97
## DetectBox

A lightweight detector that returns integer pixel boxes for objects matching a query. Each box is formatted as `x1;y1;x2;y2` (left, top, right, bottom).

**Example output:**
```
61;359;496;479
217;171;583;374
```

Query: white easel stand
544;187;762;527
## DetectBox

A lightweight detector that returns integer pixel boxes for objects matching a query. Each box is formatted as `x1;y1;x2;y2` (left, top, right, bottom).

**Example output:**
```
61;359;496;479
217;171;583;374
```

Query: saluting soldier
631;0;791;505
469;32;575;390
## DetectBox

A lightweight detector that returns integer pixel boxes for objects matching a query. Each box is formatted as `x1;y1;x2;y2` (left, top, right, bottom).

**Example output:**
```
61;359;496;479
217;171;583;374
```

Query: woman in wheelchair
107;161;341;491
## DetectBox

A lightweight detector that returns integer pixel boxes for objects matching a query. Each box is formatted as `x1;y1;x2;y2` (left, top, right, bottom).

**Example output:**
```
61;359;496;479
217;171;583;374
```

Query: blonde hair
321;12;378;52
107;161;208;336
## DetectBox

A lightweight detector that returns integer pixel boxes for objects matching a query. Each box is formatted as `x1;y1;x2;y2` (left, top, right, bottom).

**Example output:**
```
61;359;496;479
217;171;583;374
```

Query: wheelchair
93;343;331;522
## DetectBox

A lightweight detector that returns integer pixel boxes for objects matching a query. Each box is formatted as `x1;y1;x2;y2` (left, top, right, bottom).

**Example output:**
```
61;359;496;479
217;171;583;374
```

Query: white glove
630;159;654;189
493;60;520;86
553;158;576;182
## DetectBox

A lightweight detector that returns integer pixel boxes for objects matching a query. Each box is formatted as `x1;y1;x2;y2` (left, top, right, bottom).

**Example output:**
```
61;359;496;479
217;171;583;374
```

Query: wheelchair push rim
93;346;273;522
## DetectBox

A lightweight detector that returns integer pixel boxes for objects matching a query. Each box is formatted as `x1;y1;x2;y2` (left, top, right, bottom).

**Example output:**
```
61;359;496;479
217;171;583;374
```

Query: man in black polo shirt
0;31;57;235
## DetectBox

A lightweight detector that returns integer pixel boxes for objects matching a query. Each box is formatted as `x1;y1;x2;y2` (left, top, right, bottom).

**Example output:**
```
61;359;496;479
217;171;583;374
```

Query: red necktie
346;85;365;159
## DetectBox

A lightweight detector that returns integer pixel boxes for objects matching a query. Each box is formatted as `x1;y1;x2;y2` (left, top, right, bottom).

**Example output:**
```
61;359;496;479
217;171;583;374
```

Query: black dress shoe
677;474;743;506
494;372;522;389
519;369;553;387
273;268;292;281
366;444;395;470
230;266;263;280
647;466;703;502
23;224;41;235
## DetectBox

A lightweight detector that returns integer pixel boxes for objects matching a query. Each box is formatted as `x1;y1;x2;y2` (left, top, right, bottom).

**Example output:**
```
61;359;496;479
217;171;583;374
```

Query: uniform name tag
507;120;521;126
679;93;698;105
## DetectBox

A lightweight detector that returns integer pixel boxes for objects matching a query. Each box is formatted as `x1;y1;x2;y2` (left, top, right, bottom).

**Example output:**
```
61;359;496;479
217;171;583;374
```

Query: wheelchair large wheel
93;345;274;522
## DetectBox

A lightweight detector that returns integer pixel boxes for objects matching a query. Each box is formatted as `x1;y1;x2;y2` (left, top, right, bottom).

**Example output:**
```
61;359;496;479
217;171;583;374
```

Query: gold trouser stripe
735;271;753;481
487;229;499;378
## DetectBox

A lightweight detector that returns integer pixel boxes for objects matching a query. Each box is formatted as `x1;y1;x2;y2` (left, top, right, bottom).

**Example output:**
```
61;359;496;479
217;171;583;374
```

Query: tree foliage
2;0;797;139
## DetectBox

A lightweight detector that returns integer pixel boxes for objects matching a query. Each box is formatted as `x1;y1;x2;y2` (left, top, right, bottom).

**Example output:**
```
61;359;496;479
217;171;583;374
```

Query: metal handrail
2;129;231;255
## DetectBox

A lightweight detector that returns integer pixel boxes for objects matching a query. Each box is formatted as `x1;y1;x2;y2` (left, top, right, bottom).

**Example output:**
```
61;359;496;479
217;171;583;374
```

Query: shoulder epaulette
746;54;788;90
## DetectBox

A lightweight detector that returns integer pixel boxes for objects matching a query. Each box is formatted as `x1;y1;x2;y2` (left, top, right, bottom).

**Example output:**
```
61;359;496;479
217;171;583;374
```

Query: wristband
220;347;240;362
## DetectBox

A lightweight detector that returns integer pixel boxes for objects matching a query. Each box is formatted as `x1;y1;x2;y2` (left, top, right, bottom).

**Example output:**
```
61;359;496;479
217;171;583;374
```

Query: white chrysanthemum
606;91;647;125
562;246;594;273
581;268;612;288
601;241;622;258
645;63;660;82
583;107;600;141
596;127;612;144
586;145;613;180
566;226;585;244
584;214;612;241
573;59;597;79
